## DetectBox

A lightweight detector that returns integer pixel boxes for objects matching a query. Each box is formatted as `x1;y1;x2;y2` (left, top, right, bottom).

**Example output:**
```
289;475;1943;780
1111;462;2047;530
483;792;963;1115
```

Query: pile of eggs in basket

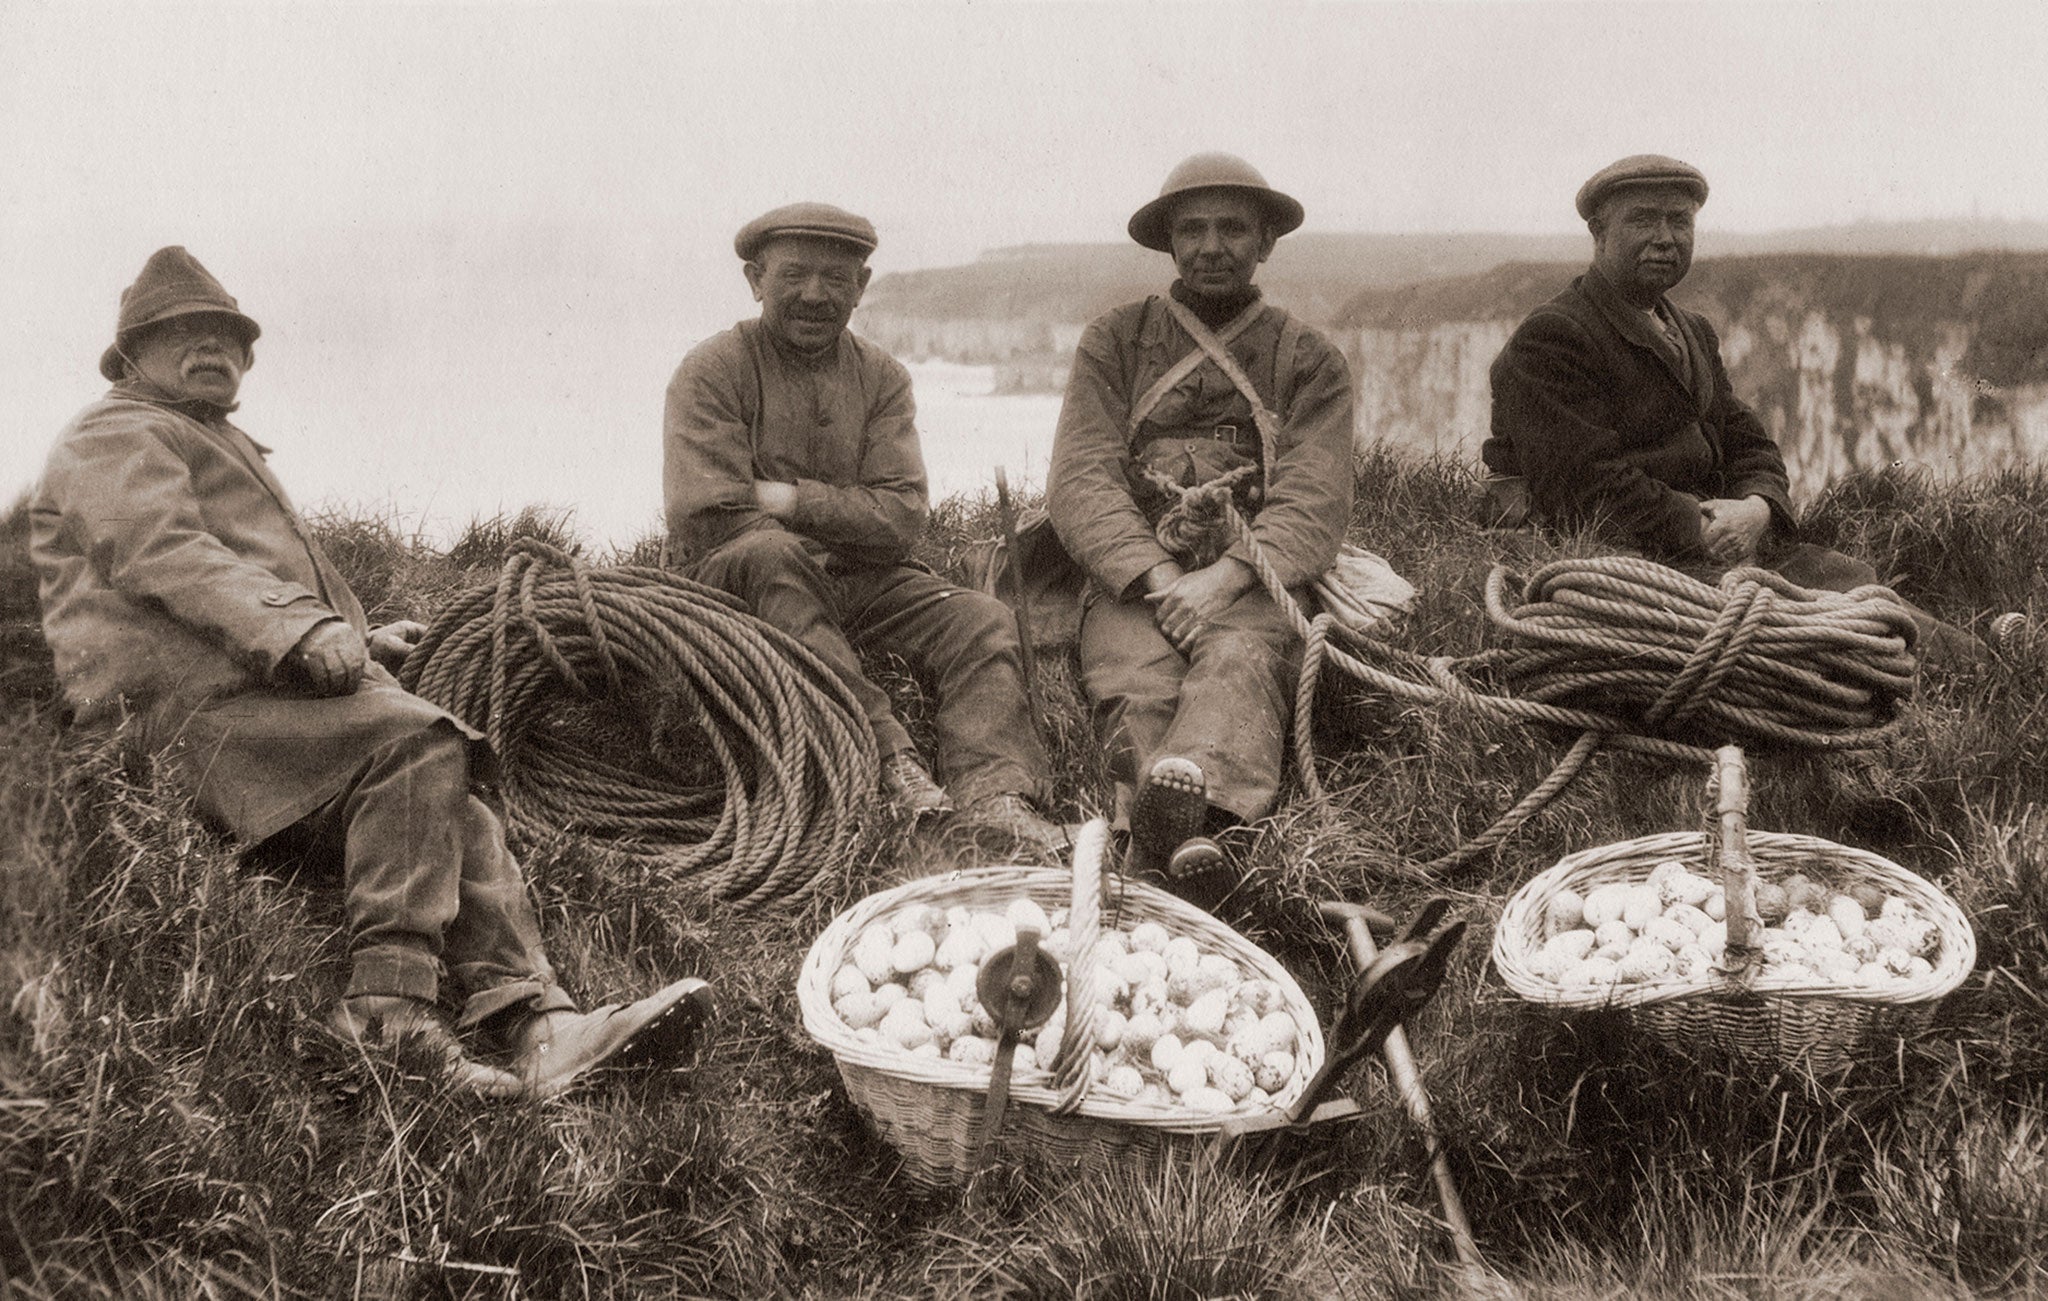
1526;860;1942;987
831;898;1312;1113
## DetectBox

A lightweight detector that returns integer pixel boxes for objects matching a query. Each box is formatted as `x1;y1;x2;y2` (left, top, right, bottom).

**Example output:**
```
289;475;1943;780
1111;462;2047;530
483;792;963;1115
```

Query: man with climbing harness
664;203;1064;856
1485;154;1990;667
31;247;713;1100
1046;153;1355;891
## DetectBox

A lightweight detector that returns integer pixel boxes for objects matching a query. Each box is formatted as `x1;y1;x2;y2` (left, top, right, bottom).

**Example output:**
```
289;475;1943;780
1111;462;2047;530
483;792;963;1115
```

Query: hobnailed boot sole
1161;834;1239;912
518;977;715;1099
613;979;714;1069
1129;756;1210;877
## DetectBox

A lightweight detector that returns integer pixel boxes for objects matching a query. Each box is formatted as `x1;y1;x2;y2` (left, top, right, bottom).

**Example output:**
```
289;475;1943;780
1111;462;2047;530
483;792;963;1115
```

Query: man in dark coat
1047;154;1355;888
32;247;711;1098
664;203;1063;856
1485;154;1987;665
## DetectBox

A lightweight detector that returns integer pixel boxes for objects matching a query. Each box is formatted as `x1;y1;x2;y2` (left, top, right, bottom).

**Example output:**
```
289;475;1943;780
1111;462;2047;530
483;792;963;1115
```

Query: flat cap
734;202;878;262
1575;155;1709;221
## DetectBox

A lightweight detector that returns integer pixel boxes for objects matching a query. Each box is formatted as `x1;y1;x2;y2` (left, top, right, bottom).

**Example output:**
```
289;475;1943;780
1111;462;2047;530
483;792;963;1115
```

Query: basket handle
1712;745;1765;986
1048;818;1111;1114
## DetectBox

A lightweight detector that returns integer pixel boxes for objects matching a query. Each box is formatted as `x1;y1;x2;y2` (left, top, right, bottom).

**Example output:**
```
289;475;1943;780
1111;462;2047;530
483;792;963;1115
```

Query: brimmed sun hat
1127;152;1304;253
99;246;260;381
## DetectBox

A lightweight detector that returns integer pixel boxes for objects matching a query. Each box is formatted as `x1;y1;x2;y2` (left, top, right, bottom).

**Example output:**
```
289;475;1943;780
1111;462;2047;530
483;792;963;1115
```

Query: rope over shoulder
401;539;878;906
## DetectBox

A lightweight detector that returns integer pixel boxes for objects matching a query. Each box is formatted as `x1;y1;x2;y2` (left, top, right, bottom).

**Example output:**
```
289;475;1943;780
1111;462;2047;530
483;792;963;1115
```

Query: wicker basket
1493;747;1975;1073
798;820;1327;1186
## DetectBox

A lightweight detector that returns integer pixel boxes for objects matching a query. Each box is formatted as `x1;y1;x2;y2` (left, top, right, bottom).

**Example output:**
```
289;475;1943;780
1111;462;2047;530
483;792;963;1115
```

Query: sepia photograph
4;0;2045;1295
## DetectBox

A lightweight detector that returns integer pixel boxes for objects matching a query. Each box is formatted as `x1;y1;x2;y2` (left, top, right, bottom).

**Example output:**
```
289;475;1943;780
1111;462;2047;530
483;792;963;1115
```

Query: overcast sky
6;0;2044;542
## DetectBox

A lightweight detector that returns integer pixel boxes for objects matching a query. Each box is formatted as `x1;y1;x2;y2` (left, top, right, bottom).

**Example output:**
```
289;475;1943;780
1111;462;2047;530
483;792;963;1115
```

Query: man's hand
366;620;427;672
1145;558;1258;652
1699;495;1773;565
753;480;797;518
289;620;367;696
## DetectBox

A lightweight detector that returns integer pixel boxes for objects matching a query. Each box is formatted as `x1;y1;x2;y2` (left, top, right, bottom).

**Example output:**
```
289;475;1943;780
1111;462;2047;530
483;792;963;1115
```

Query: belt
1135;422;1244;448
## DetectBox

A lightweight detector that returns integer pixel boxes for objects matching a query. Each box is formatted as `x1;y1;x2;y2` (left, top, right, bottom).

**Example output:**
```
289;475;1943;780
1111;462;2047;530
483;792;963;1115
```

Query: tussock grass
5;454;2048;1296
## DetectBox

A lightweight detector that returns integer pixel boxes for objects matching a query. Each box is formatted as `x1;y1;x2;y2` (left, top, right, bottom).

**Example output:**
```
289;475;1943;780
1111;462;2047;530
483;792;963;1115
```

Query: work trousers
1078;584;1299;823
1764;542;1987;669
295;724;574;1028
692;526;1049;806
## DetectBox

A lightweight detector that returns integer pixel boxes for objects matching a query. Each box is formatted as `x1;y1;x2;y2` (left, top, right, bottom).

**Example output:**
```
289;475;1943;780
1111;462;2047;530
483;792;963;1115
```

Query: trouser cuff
873;719;915;761
347;944;441;1004
948;762;1049;809
456;976;577;1029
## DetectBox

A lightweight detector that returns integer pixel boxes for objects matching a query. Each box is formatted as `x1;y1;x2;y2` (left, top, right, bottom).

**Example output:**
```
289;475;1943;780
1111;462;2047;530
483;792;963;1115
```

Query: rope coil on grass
401;538;878;906
1211;505;1918;876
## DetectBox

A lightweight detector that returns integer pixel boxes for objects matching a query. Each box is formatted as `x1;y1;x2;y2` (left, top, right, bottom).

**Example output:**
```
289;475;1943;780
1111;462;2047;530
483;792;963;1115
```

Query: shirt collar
760;323;845;372
108;376;241;419
1581;263;1675;355
1169;279;1263;331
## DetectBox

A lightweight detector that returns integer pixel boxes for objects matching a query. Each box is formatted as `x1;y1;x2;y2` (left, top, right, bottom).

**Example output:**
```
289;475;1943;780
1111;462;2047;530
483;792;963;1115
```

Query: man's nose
796;274;832;301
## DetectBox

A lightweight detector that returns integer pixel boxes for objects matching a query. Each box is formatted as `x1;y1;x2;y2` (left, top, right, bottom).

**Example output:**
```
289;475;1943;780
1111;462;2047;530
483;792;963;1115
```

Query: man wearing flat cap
664;203;1063;854
32;247;713;1098
1485;155;1987;665
1047;153;1355;894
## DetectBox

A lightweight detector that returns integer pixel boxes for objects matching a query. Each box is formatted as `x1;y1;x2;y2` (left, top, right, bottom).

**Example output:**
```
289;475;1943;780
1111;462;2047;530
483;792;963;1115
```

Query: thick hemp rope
1147;475;1918;878
400;538;878;906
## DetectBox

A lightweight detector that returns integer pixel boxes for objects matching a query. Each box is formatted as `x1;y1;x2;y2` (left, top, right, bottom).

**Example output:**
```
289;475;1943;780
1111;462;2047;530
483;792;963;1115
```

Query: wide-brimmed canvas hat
100;246;260;381
1127;152;1305;252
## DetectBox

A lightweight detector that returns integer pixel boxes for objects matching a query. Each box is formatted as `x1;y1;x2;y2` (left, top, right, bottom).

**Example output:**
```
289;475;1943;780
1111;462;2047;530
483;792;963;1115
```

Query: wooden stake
993;467;1042;720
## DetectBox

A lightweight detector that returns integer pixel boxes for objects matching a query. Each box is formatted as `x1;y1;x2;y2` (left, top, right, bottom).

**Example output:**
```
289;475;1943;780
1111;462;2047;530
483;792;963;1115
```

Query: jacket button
261;590;293;606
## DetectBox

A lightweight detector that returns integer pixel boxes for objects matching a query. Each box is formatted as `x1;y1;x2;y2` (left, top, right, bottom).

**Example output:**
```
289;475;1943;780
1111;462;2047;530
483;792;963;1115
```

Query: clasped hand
288;619;426;696
1144;557;1257;653
1699;496;1773;566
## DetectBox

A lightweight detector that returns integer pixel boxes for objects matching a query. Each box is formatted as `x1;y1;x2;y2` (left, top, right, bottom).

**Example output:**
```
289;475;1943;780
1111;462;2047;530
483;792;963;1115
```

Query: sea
314;358;1063;552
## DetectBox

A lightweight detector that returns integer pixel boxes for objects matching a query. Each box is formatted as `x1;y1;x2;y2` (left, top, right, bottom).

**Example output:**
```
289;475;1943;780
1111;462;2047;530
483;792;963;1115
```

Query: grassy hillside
4;456;2048;1297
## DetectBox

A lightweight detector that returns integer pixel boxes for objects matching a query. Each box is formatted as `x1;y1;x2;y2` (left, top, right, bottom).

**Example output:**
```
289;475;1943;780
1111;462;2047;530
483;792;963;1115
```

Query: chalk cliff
857;230;2048;493
1336;254;2048;491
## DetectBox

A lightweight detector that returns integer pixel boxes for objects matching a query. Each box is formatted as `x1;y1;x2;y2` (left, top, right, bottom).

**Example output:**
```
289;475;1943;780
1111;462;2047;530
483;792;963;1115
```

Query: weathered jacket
1484;265;1796;557
1048;291;1355;597
31;382;461;841
663;319;927;568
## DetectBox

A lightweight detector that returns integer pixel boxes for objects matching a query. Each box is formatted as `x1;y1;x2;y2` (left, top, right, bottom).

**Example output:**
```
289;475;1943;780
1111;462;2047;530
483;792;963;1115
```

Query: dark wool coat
31;383;472;842
1484;265;1796;558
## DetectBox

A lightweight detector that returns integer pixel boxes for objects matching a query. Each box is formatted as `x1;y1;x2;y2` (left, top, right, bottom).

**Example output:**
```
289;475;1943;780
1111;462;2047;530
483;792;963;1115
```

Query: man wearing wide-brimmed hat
1046;154;1355;898
1485;155;1990;665
32;247;713;1098
664;204;1063;856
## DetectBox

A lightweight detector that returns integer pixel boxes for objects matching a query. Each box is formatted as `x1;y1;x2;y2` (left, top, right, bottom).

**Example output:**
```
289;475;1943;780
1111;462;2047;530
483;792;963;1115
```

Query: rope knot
1142;464;1258;569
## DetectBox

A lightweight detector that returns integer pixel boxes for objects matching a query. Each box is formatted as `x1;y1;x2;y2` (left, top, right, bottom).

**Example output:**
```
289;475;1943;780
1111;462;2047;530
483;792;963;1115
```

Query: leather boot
506;977;713;1099
327;995;524;1098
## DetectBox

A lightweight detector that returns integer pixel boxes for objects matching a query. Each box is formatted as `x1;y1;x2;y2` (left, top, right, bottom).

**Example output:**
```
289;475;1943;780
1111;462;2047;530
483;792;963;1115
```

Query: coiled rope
400;539;878;906
1205;499;1918;877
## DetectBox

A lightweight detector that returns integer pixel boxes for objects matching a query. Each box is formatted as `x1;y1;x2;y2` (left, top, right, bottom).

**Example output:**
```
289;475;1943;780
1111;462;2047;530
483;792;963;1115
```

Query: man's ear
1255;229;1278;265
855;263;873;301
743;260;767;303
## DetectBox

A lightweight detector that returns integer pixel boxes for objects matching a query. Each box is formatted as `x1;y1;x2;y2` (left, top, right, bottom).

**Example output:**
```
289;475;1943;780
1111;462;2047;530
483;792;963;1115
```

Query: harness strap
1161;295;1287;483
1127;296;1267;435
